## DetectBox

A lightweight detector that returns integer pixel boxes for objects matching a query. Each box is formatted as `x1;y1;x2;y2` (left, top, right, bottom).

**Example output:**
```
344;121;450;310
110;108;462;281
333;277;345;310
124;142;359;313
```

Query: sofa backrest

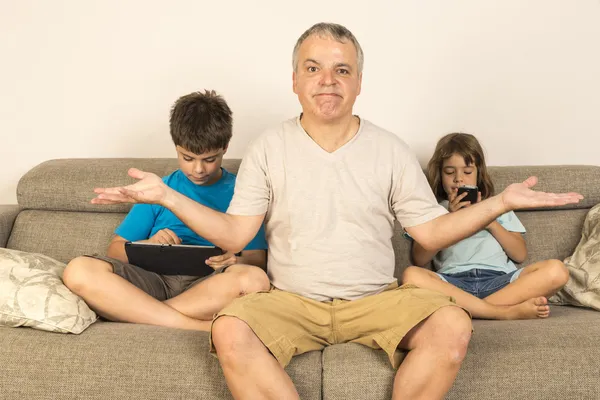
9;159;600;277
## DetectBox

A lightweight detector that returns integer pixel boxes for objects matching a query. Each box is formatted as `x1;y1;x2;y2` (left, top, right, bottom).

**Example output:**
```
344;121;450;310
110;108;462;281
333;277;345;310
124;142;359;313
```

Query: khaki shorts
86;255;216;301
210;282;468;368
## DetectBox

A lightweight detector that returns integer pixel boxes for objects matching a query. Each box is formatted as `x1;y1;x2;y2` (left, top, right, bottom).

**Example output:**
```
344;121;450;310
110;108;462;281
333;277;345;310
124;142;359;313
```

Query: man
92;23;582;399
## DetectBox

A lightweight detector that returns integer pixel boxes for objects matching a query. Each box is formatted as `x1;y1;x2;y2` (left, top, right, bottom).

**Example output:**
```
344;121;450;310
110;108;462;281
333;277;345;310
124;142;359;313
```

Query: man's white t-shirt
228;116;447;301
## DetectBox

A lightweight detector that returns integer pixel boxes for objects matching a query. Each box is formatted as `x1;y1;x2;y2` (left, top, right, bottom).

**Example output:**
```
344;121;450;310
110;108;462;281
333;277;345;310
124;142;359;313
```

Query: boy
63;90;269;331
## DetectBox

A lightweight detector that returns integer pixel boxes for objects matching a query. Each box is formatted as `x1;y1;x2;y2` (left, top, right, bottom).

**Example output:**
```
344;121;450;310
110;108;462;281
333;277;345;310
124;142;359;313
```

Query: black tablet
124;242;223;276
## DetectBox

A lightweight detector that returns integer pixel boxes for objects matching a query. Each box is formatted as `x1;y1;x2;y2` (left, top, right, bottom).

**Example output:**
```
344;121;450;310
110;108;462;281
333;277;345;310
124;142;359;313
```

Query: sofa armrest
0;205;20;248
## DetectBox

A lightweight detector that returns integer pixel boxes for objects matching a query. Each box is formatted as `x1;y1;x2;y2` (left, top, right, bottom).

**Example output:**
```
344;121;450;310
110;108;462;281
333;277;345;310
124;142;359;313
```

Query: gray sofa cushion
16;159;241;213
0;205;19;248
489;165;600;210
8;210;125;263
322;305;600;400
0;322;322;400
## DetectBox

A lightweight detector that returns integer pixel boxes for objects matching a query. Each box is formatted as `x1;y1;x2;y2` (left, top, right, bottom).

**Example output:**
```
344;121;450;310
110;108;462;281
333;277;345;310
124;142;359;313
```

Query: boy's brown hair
169;90;232;154
426;132;495;201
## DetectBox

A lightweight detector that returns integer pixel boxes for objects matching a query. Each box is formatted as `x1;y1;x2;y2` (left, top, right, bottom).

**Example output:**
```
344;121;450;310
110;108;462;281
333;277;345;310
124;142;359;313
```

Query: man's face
176;145;226;186
293;35;362;122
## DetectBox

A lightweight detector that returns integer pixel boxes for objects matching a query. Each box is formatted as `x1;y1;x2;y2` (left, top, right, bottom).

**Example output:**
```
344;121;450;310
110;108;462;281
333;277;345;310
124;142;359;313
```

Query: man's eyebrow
334;62;353;70
303;59;321;65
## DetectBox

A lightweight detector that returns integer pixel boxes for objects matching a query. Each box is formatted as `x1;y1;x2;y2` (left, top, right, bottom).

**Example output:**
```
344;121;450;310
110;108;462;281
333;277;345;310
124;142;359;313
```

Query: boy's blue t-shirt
115;168;268;251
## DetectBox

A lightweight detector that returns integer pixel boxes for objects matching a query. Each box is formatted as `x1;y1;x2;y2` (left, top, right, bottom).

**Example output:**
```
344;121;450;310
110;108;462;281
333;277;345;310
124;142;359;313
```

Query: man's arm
93;168;266;253
406;177;582;252
411;241;438;267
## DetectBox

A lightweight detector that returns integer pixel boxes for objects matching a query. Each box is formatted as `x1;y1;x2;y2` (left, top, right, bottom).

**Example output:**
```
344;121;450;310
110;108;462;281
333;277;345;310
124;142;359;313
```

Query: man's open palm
91;168;168;205
501;176;583;210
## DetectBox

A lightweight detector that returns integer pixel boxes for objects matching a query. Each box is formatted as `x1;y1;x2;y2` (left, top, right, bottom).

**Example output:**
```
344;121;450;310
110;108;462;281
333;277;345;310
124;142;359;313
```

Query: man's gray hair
292;22;364;73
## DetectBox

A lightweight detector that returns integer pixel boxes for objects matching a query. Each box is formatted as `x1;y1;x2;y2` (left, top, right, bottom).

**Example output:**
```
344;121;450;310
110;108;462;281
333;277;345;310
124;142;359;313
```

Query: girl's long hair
426;133;495;201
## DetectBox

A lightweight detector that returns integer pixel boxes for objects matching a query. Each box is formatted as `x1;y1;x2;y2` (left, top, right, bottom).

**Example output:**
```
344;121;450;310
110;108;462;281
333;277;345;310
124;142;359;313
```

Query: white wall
1;0;599;204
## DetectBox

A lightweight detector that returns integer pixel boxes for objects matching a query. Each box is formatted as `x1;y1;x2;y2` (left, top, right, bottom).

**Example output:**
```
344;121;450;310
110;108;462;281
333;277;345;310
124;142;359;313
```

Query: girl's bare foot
504;297;549;320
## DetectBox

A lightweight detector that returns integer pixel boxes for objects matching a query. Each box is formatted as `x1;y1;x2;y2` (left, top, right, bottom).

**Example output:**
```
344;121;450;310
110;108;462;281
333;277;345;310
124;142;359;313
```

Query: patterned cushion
551;203;600;309
0;248;97;334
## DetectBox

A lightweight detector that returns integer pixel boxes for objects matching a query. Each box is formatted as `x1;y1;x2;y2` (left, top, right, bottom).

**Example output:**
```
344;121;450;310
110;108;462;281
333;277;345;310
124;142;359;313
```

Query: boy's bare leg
212;316;299;400
484;259;569;306
63;257;208;330
402;267;549;319
165;265;270;321
393;306;471;400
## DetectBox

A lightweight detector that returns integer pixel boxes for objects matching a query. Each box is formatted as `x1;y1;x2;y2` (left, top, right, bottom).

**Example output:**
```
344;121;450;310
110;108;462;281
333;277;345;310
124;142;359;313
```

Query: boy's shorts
209;282;468;369
437;268;523;299
85;255;217;300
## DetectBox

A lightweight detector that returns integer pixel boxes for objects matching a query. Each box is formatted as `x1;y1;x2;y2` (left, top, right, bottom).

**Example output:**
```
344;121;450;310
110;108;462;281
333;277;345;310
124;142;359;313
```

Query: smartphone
457;185;478;204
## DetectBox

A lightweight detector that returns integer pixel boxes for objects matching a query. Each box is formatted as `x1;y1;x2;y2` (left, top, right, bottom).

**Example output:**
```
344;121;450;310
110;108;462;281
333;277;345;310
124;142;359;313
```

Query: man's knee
62;257;112;293
226;265;270;294
212;316;257;361
429;306;472;363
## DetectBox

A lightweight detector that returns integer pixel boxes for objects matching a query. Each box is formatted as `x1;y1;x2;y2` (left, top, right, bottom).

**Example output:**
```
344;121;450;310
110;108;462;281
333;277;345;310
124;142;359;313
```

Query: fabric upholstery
551;203;600;309
17;158;241;213
0;248;97;333
0;205;20;248
7;210;126;263
0;322;322;400
322;306;600;400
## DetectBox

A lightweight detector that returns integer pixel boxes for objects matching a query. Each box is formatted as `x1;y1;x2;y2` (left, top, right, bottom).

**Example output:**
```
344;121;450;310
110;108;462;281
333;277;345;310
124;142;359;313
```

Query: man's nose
320;69;335;85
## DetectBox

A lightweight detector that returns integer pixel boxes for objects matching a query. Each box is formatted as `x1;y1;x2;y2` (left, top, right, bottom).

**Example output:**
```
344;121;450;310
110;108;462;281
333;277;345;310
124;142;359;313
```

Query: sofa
2;158;600;400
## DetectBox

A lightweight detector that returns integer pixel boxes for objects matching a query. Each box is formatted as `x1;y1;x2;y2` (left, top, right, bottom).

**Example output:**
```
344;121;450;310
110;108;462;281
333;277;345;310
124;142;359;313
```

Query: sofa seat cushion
0;321;323;400
0;248;97;334
322;306;600;400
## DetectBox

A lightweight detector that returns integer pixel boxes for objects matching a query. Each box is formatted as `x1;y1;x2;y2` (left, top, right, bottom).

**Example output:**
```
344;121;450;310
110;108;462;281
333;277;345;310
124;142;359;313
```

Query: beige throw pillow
550;203;600;310
0;248;97;334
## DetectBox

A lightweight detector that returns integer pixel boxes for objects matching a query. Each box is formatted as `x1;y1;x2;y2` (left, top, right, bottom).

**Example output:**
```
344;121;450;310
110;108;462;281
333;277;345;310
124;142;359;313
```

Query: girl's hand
448;189;471;212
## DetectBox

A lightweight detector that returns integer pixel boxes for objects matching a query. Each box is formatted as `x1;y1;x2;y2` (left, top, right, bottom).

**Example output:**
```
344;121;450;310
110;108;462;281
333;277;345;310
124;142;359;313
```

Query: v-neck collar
294;115;364;160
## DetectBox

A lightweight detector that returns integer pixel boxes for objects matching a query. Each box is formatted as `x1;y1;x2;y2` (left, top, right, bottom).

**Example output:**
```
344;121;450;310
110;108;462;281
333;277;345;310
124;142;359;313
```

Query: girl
402;133;569;320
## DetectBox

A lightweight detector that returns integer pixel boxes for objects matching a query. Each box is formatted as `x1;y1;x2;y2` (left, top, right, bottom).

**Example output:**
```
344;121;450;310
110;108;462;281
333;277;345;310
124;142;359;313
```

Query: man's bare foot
504;297;550;320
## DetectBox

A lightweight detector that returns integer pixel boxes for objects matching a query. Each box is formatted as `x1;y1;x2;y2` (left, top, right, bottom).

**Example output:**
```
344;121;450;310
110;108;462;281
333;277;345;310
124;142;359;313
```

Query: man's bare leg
402;267;549;319
63;256;207;330
484;259;569;306
212;316;299;400
393;306;472;400
165;265;269;321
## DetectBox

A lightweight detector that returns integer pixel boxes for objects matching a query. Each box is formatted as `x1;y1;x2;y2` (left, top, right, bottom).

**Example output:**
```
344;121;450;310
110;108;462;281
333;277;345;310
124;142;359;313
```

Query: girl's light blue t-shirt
432;200;526;275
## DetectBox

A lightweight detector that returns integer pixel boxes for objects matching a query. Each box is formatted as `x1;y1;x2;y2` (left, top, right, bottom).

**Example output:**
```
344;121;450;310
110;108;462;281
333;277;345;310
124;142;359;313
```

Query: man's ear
222;145;229;155
292;70;298;94
357;72;363;96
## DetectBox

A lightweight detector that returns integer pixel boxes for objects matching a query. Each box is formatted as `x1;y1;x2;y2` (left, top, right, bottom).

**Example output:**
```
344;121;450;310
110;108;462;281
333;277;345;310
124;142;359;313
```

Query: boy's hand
448;190;471;213
206;252;238;269
147;229;181;245
500;176;583;212
91;168;169;205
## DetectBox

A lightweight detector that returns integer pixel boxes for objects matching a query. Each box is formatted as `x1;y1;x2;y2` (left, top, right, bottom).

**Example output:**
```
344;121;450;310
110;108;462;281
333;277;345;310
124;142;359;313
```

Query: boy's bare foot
504;297;550;320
